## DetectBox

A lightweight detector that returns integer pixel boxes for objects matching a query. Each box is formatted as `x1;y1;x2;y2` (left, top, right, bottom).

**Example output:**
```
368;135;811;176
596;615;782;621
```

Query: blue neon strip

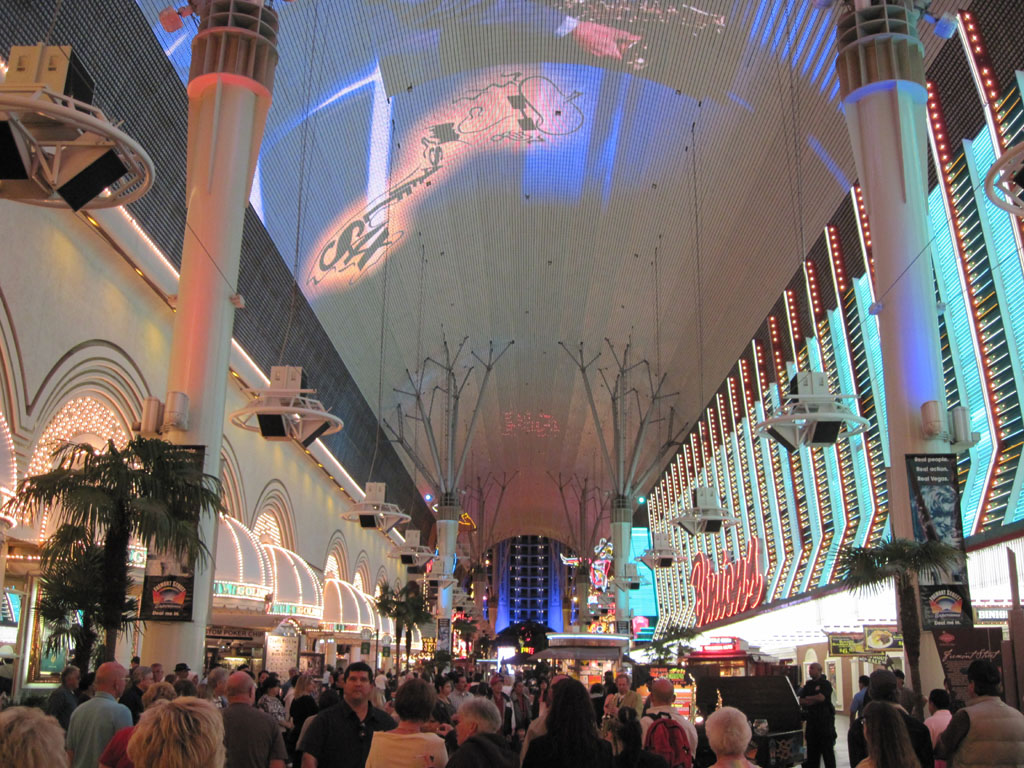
801;13;831;76
791;8;820;66
759;0;786;48
854;277;890;466
829;308;875;547
754;399;786;601
780;1;809;59
928;183;991;534
742;418;770;565
748;0;772;42
731;431;751;543
806;334;843;586
965;135;1024;523
770;0;798;54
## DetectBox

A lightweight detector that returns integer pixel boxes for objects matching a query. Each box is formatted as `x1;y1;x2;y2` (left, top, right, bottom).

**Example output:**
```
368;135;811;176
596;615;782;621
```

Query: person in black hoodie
848;669;934;768
448;697;516;768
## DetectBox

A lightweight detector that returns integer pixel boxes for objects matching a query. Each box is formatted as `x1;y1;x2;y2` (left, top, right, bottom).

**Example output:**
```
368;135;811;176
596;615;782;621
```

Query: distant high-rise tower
495;535;563;631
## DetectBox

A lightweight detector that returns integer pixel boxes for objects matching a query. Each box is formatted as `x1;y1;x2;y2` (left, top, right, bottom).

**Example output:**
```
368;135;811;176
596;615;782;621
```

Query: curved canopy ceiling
134;0;965;545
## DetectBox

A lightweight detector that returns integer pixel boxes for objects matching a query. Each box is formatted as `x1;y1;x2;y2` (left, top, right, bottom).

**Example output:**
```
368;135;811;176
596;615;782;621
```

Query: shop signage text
268;602;322;619
690;539;765;626
214;581;270;600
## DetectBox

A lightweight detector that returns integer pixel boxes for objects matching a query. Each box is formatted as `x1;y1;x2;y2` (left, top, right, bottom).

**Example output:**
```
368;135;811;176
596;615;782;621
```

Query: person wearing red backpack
640;678;697;768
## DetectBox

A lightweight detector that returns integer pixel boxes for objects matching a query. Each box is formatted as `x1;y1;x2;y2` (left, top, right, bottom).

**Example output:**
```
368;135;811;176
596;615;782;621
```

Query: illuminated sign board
690;539;765;626
268;602;323;619
214;581;270;600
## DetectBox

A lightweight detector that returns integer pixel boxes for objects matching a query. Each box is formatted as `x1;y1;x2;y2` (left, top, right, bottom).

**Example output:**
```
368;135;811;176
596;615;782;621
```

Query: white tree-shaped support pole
383;338;513;622
550;472;610;631
560;339;686;633
460;471;517;631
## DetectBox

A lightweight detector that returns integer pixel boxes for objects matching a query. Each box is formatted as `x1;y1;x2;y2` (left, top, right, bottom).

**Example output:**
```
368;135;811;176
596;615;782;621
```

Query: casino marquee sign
689;539;766;626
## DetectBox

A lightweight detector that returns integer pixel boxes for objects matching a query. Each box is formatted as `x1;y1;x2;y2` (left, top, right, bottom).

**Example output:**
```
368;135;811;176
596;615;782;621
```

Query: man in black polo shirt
299;661;396;768
798;662;836;768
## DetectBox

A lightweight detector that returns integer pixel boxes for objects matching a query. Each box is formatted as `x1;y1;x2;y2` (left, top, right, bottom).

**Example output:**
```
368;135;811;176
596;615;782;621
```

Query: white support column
837;3;950;541
612;495;631;631
143;1;279;672
437;495;460;624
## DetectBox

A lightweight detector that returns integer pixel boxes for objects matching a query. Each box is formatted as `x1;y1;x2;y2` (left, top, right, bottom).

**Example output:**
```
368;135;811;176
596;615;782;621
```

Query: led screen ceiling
648;13;1024;633
134;0;964;539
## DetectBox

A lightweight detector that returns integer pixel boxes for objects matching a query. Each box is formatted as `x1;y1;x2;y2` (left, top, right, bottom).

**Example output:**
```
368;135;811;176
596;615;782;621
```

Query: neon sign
690;539;765;626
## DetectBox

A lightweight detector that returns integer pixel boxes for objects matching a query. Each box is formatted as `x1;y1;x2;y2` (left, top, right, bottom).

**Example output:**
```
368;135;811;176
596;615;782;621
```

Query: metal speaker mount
673;485;740;537
637;532;680;570
387;529;437;569
754;371;868;452
984;140;1024;220
0;46;154;211
230;366;343;447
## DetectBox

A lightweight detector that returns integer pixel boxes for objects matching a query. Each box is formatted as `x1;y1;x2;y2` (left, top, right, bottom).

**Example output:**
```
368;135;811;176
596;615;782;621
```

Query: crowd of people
0;655;1022;768
799;659;1024;768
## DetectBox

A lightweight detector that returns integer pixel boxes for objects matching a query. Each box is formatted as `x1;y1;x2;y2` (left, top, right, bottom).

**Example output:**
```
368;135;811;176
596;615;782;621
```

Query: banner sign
933;628;1002;708
863;626;903;651
140;575;194;621
437;618;452;653
906;454;972;629
265;634;300;676
828;634;866;656
921;584;974;628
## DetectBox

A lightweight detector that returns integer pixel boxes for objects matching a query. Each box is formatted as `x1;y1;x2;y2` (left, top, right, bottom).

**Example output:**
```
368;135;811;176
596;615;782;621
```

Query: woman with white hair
704;706;756;768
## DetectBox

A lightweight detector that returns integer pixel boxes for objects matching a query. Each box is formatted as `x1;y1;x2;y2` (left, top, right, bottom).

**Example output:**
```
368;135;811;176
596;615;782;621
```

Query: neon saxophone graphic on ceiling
306;70;584;289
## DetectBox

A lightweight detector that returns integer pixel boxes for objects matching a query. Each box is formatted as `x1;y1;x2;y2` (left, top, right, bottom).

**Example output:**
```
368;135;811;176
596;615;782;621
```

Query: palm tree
647;624;700;666
36;525;110;670
376;581;432;671
838;538;963;714
3;437;222;660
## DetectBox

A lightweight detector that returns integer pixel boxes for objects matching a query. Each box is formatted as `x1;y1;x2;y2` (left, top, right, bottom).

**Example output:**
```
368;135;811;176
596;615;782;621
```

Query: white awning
264;544;324;621
322;579;396;636
213;515;272;604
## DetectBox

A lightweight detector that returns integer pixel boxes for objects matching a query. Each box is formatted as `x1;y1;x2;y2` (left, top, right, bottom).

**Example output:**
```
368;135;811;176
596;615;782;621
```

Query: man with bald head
222;671;288;768
640;678;697;754
66;661;133;768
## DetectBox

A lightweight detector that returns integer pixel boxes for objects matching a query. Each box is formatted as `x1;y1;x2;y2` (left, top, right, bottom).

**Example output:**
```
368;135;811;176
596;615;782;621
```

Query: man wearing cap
937;659;1024;767
848;669;934;768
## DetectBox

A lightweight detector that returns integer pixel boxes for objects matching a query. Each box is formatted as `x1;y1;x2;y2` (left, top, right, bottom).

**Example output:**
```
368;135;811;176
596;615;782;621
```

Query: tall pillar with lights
144;1;279;669
436;493;460;628
611;494;632;633
837;1;950;541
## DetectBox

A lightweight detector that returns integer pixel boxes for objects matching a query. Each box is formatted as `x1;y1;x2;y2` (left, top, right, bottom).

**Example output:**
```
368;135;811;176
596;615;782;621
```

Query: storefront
315;577;395;671
206;514;275;670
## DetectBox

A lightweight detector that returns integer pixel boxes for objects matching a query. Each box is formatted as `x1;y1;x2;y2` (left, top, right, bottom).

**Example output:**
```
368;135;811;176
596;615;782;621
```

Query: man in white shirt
448;672;475;712
924;688;953;750
640;678;698;754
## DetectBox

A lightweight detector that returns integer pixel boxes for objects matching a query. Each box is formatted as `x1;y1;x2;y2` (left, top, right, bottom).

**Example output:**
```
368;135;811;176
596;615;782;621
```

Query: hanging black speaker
0;122;29;180
56;149;128;211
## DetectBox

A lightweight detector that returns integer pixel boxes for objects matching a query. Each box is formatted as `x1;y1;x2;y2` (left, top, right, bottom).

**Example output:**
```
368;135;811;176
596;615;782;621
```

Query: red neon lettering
690;539;765;626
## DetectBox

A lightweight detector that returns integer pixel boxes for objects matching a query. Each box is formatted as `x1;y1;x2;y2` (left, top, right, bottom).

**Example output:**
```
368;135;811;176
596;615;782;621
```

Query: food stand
686;636;789;678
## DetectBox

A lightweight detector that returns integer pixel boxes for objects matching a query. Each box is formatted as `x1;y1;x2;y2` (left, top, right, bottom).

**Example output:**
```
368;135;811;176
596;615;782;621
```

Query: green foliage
646;624;700;665
376;580;433;670
3;437;223;660
838;539;963;593
838;537;964;715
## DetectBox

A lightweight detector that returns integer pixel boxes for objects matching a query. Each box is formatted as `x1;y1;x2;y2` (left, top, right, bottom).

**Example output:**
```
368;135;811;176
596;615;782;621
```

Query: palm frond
838;539;964;593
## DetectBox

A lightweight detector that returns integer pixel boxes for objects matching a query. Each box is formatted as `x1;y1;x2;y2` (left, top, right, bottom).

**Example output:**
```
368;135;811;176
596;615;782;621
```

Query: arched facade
219;437;247;523
252;481;296;551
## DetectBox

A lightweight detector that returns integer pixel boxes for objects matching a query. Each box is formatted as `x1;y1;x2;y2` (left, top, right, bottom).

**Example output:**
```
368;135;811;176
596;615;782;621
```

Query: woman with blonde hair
0;706;69;767
126;696;225;768
100;681;177;768
856;701;921;768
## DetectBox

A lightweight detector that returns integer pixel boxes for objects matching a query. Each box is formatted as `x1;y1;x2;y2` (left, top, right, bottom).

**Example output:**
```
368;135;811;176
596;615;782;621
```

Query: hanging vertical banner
437;618;452;653
906;454;972;629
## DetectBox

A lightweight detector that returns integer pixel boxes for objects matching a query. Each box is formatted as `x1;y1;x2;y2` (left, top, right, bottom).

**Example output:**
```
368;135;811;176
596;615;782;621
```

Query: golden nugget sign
690;539;765;626
268;602;322;619
214;581;269;600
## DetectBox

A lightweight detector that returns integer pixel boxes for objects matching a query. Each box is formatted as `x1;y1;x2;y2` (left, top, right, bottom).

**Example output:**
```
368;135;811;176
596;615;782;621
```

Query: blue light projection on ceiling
136;0;847;292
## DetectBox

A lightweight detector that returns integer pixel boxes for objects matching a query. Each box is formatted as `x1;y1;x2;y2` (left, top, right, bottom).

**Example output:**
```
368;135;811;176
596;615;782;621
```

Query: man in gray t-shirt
222;671;288;768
